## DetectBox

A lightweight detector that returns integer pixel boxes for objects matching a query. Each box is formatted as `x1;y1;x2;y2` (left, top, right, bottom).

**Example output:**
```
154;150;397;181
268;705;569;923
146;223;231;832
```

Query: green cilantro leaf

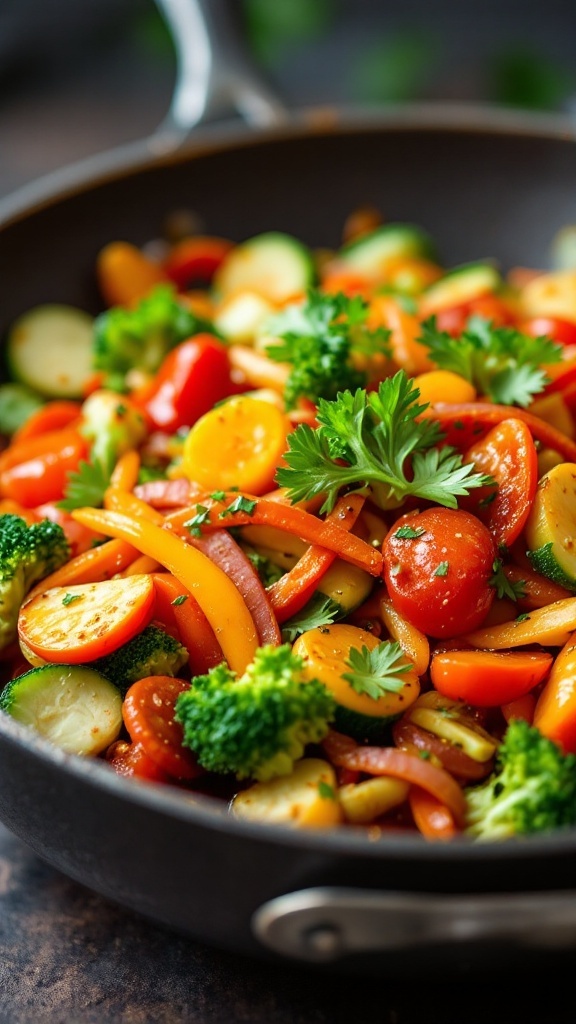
62;593;82;606
57;460;112;511
171;594;188;606
219;496;257;518
394;525;426;539
434;560;450;577
184;504;212;537
265;288;391;409
276;370;491;513
318;780;336;800
342;640;411;700
281;593;342;643
417;315;563;408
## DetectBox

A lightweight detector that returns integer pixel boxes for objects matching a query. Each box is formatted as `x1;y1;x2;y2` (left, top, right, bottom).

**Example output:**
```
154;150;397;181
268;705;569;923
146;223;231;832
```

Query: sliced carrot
166;493;384;576
501;692;536;725
18;574;156;664
322;730;466;826
70;507;258;674
13;400;82;443
409;786;459;840
122;675;203;780
227;344;290;392
26;537;138;599
368;295;434;375
533;629;576;753
267;494;365;622
462;418;539;547
152;573;223;675
430;649;553;707
96;241;167;307
504;563;571;611
377;595;430;677
182;395;291;495
420;401;576;463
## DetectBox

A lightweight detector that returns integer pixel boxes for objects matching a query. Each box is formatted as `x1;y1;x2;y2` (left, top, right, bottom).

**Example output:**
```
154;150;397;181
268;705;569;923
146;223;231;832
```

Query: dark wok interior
2;122;576;335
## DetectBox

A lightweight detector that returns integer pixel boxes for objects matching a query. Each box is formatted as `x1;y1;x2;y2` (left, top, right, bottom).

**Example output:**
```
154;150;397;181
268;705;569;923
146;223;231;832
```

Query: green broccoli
93;624;189;696
93;283;216;387
465;718;576;841
174;643;336;782
0;514;70;651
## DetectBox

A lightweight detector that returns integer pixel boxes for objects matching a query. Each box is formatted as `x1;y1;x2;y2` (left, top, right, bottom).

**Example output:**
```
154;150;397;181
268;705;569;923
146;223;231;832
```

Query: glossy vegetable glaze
2;185;576;849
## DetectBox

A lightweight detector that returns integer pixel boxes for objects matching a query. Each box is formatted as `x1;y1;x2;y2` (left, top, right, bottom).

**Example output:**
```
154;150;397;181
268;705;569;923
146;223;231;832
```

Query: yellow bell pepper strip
165;493;384;577
71;507;259;674
109;450;141;491
104;486;165;524
463;596;576;650
377;595;430;678
533;629;576;754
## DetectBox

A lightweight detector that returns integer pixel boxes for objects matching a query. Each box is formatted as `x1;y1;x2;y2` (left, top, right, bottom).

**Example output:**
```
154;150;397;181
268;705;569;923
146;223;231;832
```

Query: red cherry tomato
433;294;515;336
520;316;576;347
136;334;236;433
382;508;496;638
122;675;204;780
163;236;234;289
461;417;539;547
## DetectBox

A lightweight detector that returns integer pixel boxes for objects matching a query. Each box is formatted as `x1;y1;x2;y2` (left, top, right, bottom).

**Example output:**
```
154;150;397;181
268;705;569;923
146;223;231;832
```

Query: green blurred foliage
488;48;576;111
347;31;439;104
243;0;336;64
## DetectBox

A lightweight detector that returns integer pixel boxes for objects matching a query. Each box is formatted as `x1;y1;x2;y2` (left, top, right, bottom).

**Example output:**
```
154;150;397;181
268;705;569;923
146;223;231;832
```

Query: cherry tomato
382;508;496;638
136;334;235;433
461;417;539;547
163;236;234;289
520;316;576;347
105;739;171;782
123;675;204;780
433;294;515;336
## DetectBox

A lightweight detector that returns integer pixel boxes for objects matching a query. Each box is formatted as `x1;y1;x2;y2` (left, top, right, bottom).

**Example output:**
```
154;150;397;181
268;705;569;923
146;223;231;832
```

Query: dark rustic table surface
2;817;576;1024
2;11;576;1022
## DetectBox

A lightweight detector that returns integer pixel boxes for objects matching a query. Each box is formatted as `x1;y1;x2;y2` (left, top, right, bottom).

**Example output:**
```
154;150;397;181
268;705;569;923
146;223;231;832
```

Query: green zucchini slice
7;304;95;399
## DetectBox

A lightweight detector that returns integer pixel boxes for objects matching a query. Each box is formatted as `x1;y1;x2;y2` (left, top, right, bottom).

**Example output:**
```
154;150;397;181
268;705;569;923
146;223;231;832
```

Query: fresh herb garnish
218;496;257;518
418;315;563;407
281;593;342;643
171;595;188;606
489;559;526;601
265;289;391;409
58;460;112;511
62;593;82;606
184;504;212;537
276;370;492;513
342;641;411;700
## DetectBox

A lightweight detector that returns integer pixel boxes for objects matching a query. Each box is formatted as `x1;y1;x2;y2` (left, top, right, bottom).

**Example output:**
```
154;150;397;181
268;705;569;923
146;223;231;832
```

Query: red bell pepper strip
419;401;576;462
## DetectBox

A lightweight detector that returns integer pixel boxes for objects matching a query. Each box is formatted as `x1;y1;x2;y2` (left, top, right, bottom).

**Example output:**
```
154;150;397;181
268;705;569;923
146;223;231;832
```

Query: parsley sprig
57;460;112;511
276;370;492;513
343;641;411;700
489;559;527;602
265;289;391;409
281;594;342;643
418;315;563;407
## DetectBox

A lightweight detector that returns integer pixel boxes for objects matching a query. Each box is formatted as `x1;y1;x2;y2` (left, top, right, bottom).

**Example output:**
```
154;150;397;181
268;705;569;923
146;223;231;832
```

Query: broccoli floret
0;514;70;651
174;643;335;782
93;283;216;385
465;718;576;841
93;624;189;696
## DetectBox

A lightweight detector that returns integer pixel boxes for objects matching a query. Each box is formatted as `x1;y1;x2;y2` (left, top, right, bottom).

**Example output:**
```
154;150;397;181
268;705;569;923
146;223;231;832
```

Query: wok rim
1;100;576;230
1;709;576;871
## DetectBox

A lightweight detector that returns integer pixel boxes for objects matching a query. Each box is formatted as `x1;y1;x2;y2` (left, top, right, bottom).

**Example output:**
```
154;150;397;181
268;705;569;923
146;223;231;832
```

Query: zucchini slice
338;223;437;275
525;462;576;590
0;664;122;756
0;383;44;435
293;624;420;742
420;262;503;315
7;304;95;399
214;232;314;304
316;558;374;617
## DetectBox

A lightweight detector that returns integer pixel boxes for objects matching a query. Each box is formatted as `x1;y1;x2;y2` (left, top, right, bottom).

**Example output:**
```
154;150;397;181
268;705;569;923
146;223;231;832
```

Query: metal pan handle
252;887;576;963
154;0;289;146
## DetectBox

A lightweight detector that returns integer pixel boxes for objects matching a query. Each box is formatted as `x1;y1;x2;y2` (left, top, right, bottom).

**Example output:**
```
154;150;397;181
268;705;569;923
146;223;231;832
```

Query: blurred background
1;0;576;200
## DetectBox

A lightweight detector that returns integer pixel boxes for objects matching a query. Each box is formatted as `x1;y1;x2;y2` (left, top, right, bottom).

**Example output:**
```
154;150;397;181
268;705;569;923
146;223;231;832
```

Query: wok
0;0;575;974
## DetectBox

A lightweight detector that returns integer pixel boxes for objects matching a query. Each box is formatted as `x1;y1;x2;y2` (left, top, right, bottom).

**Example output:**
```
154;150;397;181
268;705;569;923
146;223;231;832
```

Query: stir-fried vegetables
2;209;576;844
